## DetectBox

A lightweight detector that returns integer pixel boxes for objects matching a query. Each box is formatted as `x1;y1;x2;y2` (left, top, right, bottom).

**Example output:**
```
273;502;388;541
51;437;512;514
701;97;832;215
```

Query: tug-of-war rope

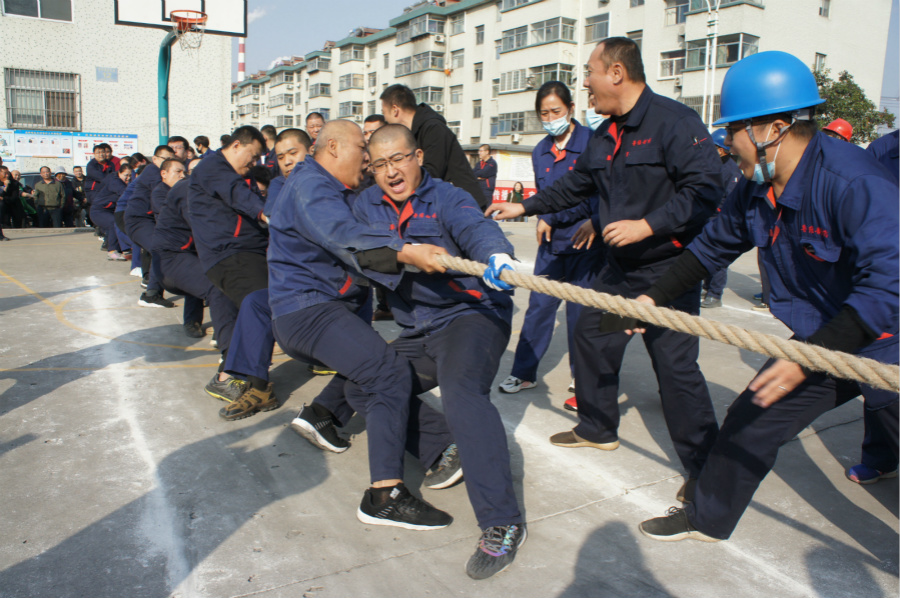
436;254;900;393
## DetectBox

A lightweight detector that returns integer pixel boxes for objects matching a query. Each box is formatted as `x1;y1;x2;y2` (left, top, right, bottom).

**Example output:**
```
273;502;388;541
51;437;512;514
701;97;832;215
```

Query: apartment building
231;0;892;187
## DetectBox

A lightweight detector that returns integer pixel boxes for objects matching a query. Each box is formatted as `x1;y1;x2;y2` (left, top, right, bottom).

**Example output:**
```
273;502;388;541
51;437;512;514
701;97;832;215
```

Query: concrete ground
0;224;896;598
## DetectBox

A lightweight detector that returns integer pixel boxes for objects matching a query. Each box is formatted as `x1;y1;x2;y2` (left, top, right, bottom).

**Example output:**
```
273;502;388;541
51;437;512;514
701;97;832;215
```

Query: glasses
370;151;415;174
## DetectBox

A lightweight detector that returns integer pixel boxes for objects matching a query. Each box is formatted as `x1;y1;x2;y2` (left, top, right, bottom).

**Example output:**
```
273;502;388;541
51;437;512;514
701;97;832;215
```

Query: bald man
267;120;454;531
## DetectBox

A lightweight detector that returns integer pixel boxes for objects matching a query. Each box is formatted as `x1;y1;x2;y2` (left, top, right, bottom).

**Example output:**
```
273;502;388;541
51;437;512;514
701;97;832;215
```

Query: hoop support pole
158;30;178;145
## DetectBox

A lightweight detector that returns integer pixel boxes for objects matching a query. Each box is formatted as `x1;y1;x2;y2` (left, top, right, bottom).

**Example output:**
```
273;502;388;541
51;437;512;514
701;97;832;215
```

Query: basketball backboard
114;0;247;37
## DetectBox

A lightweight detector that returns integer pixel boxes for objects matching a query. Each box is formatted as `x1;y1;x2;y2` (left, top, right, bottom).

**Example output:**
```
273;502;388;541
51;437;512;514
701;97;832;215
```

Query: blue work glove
483;253;516;291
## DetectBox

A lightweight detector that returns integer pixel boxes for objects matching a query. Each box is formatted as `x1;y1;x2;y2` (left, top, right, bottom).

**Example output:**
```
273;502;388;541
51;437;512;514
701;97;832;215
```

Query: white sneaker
130;267;142;277
568;379;575;393
499;375;536;394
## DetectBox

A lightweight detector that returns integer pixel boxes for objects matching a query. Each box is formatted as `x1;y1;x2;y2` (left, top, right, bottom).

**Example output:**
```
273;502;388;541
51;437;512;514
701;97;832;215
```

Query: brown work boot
219;384;278;420
549;430;619;450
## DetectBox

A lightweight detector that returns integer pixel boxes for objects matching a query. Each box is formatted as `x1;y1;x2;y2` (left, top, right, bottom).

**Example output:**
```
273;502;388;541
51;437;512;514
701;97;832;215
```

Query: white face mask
586;109;605;131
542;114;570;137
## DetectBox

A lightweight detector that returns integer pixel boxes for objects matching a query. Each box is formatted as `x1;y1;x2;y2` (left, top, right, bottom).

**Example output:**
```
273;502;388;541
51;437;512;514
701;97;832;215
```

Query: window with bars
269;93;293;109
501;26;528;52
240;85;261;98
687;33;758;69
338;101;363;117
308;57;331;72
530;63;574;87
309;83;331;98
413;87;443;104
500;69;527;93
531;17;575;45
339;45;365;63
498;112;525;134
4;68;80;130
270;72;294;86
2;0;71;20
411;51;445;72
396;57;412;77
681;94;721;121
275;115;294;127
585;14;609;43
338;73;364;91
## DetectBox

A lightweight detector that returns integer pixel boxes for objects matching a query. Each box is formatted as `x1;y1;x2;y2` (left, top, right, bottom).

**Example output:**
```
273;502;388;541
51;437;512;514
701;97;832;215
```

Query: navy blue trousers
571;256;719;478
703;267;728;300
125;216;163;294
89;206;120;253
224;288;274;381
688;359;899;539
159;251;238;352
511;246;601;382
274;301;412;483
114;212;142;269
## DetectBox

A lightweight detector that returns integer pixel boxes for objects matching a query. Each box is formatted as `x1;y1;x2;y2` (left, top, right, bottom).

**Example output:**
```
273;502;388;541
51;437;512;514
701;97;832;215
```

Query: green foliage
813;68;895;144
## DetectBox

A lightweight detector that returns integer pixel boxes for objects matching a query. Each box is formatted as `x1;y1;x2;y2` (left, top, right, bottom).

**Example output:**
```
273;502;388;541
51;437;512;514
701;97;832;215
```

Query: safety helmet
823;118;853;141
713;51;824;126
711;128;729;149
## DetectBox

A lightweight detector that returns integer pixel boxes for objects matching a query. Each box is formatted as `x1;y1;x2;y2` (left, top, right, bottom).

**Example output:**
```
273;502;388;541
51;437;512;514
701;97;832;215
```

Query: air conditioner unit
674;76;683;87
286;105;294;111
286;84;294;89
365;60;371;67
433;104;444;112
370;87;377;95
353;114;363;122
525;76;535;89
512;133;521;143
434;34;446;44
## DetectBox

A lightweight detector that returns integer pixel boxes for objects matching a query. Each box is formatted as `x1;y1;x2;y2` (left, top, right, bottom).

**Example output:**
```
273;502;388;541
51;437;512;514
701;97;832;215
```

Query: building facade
1;0;233;172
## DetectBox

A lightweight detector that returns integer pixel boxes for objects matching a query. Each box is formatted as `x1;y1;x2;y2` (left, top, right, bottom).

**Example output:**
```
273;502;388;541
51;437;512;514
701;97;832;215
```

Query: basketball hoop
170;10;207;54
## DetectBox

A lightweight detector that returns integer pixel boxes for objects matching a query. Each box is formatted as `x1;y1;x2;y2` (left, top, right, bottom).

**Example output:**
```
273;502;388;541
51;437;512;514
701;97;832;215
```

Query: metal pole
700;0;713;126
706;0;721;126
158;30;178;146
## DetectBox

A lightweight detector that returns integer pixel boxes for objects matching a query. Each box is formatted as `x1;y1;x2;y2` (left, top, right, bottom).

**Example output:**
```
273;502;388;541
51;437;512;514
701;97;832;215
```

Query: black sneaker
466;523;527;580
639;507;720;542
357;483;453;530
205;374;249;403
184;322;205;338
425;443;463;489
138;292;174;308
141;275;149;289
290;403;349;453
676;478;697;503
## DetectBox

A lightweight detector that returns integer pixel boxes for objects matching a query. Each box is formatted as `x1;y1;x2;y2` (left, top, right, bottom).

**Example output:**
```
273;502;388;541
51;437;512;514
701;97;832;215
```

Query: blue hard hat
711;128;729;149
713;51;824;126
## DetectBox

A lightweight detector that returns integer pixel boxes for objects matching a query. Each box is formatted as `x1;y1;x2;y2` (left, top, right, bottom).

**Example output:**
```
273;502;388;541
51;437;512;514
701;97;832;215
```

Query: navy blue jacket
267;158;405;319
355;171;514;337
533;120;600;255
263;148;279;178
689;132;898;364
522;86;721;265
866;129;899;183
92;173;126;212
264;174;285;216
150;181;171;218
188;149;267;272
85;158;115;201
472;156;498;201
720;157;742;202
153;177;195;253
125;162;162;225
115;177;138;214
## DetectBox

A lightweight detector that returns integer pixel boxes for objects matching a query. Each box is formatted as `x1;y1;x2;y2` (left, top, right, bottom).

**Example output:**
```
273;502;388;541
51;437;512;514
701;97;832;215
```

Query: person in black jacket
472;144;498;204
381;84;488;210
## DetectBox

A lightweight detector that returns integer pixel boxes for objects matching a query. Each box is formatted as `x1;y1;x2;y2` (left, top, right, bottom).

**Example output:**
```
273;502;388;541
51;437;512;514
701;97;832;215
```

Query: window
369;46;377;59
240;84;261;98
398;14;445;43
238;104;260;116
309;83;331;98
681;94;720;122
531;17;575;45
687;33;758;68
338;74;364;91
492;78;500;98
367;100;376;115
630;0;645;6
308;57;331;72
4;68;80;129
383;53;390;69
689;0;762;9
338;101;363;118
396;57;412;76
295;92;303;103
275;115;294;127
627;30;643;52
501;26;528;52
585;14;609;43
2;0;71;20
339;45;365;63
451;49;465;69
490;116;498;138
501;0;532;9
271;72;295;86
500;69;527;93
412;86;443;104
474;62;483;82
450;13;464;35
475;25;485;45
498;112;525;134
367;72;377;88
411;51;445;73
659;50;686;78
665;0;689;25
819;0;830;17
396;25;411;45
447;121;461;138
269;93;293;109
473;99;482;119
814;53;826;71
530;63;575;87
317;108;330;120
450;85;463;104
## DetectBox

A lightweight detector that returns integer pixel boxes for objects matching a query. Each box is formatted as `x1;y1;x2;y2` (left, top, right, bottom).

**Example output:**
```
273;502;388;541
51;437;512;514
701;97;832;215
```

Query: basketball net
171;10;206;57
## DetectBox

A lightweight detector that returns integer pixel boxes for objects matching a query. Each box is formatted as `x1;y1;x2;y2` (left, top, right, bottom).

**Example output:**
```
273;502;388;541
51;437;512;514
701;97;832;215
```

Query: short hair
535;81;574;114
194;135;209;148
160;158;182;173
92;144;104;152
479;144;492;152
380;84;417;112
154;145;175;158
73;165;83;171
364;114;386;125
754;111;820;142
220;134;232;147
597;37;645;84
40;165;51;173
99;143;113;151
275;128;313;150
118;162;133;174
368;123;418;152
230;126;266;148
131;152;147;164
249;165;271;187
306;112;325;123
167;135;189;149
260;125;277;140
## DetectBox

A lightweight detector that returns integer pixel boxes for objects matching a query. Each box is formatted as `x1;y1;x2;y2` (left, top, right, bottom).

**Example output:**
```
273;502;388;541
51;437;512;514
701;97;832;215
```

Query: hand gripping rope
435;254;900;392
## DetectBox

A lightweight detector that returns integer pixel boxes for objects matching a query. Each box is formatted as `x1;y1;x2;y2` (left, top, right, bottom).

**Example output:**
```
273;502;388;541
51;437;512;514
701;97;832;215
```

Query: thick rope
436;254;899;392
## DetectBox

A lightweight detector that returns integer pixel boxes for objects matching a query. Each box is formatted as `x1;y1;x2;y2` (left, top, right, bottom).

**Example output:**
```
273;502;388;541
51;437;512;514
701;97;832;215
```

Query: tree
813;68;895;144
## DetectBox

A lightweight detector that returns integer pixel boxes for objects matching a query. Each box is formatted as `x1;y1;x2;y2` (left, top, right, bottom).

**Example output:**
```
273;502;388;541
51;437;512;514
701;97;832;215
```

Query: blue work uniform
703;156;744;300
84;158;115;205
510;119;604;383
521;86;723;477
352;170;522;530
125;163;165;294
263;147;279;179
471;156;498;203
866;129;898;183
114;177;141;269
682;132;899;539
90;174;126;253
268;158;426;484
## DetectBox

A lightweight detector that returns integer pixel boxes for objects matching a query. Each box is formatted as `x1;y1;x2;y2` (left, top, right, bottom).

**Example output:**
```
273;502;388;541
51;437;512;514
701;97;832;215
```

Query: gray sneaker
700;295;722;308
204;374;249;403
425;443;463;489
